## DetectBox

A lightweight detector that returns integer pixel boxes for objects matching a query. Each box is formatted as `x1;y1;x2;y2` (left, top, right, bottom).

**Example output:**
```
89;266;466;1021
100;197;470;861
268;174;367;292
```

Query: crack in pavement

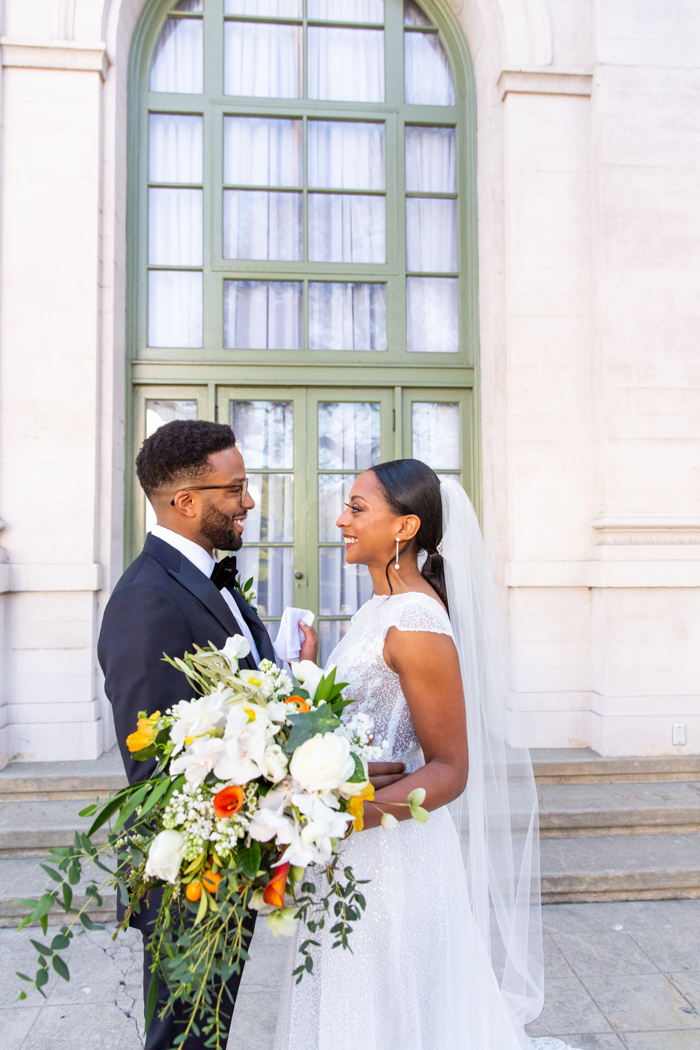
85;926;144;1047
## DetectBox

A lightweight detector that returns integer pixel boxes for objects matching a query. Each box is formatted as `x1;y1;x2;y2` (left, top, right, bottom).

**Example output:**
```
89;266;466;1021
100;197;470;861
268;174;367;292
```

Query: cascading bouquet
15;635;429;1049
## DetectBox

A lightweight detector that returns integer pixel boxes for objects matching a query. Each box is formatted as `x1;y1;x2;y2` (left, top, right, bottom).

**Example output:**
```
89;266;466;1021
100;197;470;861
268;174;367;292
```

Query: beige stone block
522;709;590;750
12;719;104;762
506;94;591;174
7;699;100;724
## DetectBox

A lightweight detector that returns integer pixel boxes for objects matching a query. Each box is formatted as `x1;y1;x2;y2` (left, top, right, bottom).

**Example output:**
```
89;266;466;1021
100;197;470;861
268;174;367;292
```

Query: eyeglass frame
170;478;250;507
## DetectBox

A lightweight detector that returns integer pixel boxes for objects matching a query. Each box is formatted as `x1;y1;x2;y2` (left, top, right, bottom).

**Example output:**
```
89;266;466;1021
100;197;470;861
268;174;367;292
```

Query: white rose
145;830;186;884
291;660;332;701
219;634;251;669
259;743;289;783
289;732;356;793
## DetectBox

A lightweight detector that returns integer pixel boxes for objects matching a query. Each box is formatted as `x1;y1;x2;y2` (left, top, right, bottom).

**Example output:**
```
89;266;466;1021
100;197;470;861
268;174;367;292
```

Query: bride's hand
368;761;407;790
298;622;319;663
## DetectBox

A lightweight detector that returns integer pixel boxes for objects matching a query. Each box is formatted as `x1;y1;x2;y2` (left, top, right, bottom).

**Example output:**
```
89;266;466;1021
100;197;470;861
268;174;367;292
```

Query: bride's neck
368;558;425;596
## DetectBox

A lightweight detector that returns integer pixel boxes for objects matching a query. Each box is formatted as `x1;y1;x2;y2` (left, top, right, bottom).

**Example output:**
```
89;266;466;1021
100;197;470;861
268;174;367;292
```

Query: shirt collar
150;525;216;579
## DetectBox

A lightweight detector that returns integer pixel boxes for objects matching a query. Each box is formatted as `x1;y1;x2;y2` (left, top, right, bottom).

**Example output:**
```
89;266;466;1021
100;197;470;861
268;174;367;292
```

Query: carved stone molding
592;519;700;546
0;39;110;79
498;70;593;100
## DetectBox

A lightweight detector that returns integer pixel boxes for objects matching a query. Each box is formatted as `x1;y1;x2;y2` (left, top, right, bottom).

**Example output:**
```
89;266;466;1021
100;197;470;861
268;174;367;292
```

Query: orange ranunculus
202;870;222;894
185;880;202;902
347;784;375;832
126;711;161;753
285;695;310;713
262;862;290;909
213;785;245;819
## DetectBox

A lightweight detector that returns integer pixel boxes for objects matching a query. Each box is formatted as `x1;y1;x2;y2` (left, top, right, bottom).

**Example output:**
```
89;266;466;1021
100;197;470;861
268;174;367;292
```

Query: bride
273;459;576;1050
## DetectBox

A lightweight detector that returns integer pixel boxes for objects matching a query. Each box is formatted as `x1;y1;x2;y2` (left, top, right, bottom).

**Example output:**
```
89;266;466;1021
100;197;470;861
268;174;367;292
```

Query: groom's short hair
136;419;237;499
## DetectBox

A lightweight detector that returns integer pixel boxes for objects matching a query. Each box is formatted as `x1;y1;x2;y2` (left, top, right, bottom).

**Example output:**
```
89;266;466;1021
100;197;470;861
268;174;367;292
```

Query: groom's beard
200;500;244;552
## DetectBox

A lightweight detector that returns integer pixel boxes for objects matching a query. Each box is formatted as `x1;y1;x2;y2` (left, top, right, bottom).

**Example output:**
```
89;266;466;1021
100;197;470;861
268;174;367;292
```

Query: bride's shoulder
379;591;453;637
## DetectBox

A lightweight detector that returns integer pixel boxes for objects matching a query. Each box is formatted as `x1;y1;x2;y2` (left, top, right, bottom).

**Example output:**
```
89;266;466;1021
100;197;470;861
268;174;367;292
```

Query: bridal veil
440;479;544;1042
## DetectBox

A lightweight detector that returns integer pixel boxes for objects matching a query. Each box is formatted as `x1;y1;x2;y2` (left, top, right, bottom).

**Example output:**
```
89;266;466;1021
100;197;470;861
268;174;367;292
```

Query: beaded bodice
327;592;453;774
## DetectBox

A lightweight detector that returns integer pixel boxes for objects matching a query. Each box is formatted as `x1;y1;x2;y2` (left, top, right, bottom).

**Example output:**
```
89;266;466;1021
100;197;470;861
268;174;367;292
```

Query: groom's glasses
170;478;250;506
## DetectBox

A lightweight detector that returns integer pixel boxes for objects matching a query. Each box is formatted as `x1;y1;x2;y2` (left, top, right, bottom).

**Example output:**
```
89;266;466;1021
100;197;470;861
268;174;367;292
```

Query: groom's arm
98;583;193;784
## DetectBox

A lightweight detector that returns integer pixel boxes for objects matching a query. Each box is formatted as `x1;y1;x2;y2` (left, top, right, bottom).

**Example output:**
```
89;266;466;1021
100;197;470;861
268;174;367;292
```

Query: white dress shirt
150;525;260;665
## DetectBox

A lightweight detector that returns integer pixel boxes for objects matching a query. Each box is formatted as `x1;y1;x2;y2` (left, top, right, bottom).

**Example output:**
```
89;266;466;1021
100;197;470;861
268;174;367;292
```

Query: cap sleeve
390;594;453;639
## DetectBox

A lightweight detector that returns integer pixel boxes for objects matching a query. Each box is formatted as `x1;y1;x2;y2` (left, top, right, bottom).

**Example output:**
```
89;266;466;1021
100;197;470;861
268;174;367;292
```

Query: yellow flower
126;711;161;753
347;784;375;832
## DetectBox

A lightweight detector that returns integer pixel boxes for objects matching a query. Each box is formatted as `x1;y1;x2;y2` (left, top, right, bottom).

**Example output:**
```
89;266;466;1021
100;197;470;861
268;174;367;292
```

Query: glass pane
149;114;203;183
406;198;457;272
319;548;374;614
318;473;356;541
150;18;203;94
405;31;455;106
224;281;302;350
318;402;381;469
309;283;387;351
245;474;294;542
412;403;460;469
224;117;302;187
148;188;202;266
236;547;293;617
174;0;203;10
308;27;385;102
405;126;455;193
308;121;384;190
406;277;458;353
308;0;384;21
320;620;351;664
404;0;432;25
223;190;302;261
230;401;294;469
225;0;300;13
148;270;202;348
224;22;302;98
145;400;198;531
308;194;385;263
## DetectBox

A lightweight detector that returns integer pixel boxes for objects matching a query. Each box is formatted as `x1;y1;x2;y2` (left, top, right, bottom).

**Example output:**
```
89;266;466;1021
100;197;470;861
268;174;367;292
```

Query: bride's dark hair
371;458;448;612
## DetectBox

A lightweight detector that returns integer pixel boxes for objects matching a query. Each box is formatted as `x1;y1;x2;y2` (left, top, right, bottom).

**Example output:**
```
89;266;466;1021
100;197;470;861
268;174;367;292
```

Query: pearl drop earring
395;537;400;569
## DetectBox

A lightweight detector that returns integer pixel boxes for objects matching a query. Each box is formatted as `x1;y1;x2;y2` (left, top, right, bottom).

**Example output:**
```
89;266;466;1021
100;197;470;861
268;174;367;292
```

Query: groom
98;419;406;1049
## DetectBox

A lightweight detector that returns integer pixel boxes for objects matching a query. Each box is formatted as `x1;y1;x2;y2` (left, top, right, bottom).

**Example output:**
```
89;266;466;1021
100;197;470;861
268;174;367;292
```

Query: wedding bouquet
15;636;429;1048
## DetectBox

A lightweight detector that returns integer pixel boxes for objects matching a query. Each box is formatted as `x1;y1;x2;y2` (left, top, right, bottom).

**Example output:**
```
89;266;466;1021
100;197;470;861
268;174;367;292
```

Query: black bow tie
211;555;238;591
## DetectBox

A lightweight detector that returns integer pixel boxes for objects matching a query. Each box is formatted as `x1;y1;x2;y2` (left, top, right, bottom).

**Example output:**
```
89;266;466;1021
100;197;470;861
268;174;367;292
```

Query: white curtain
148;271;202;348
308;0;384;21
309;282;386;351
237;547;294;617
230;400;294;470
309;194;385;263
406;277;458;353
224;21;301;98
148;188;202;266
318;401;381;470
225;0;300;14
224;280;302;349
406;198;457;272
149;114;203;183
405;124;455;193
245;474;294;544
412;402;460;469
404;30;455;106
223;190;302;260
224;117;302;187
308;120;384;191
150;17;203;94
308;27;384;102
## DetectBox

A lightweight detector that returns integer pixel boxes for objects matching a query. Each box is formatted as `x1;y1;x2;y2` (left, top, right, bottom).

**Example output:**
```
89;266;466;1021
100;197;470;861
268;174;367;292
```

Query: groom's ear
168;490;199;518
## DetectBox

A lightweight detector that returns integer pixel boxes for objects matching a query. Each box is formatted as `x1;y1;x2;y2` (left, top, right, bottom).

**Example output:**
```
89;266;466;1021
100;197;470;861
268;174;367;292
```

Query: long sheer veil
440;479;545;1043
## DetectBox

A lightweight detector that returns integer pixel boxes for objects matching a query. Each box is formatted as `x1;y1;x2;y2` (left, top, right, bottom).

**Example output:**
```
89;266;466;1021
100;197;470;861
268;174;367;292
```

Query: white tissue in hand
272;607;315;663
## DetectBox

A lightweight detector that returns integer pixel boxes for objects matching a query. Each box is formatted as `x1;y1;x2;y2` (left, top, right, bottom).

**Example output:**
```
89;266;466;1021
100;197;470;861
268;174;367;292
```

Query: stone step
0;799;111;858
0;747;127;801
0;855;117;928
531;747;700;784
540;832;700;903
538;779;700;837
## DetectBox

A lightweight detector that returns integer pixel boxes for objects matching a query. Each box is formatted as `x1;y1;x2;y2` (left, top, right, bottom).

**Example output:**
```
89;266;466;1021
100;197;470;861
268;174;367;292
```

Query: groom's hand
368;761;407;790
299;622;319;663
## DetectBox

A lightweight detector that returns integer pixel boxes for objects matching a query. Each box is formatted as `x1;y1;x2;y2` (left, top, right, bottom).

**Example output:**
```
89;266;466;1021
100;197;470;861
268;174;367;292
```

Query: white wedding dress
273;592;574;1050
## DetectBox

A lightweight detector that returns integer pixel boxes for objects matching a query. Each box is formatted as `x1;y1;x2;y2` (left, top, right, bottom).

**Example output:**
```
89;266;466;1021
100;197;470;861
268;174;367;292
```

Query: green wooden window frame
126;0;480;581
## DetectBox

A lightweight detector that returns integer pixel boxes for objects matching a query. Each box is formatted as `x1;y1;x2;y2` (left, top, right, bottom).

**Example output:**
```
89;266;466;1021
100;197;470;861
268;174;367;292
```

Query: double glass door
133;384;471;661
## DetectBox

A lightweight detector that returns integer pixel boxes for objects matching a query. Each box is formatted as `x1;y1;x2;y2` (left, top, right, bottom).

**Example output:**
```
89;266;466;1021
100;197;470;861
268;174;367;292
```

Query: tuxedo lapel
229;588;276;664
143;534;241;640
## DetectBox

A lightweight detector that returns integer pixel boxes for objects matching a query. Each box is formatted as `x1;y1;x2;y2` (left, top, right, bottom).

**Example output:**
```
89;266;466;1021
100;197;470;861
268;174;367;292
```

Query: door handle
294;571;304;580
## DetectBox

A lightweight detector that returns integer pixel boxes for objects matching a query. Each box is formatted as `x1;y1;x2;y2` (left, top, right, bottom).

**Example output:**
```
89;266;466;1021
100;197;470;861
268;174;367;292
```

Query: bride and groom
98;419;572;1050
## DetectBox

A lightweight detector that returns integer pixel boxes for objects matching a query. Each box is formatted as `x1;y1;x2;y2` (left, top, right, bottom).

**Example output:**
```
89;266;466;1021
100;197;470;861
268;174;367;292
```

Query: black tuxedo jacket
98;533;275;785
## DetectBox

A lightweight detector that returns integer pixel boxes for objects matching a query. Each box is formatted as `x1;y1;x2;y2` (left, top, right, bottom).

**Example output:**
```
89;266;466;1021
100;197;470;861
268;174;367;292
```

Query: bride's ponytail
371;459;449;614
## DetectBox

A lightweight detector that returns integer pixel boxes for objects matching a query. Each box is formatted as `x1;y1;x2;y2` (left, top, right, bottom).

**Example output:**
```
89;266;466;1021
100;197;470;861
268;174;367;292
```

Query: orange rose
213;785;245;819
285;695;310;713
262;862;290;909
347;784;375;832
126;711;161;753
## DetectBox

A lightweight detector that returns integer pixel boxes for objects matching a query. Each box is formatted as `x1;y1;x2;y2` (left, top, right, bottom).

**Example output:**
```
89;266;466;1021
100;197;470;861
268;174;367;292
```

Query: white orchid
247;805;298;845
213;704;270;784
169;689;230;756
170;735;224;786
291;660;333;700
293;793;353;863
217;634;251;670
289;731;356;793
265;701;290;724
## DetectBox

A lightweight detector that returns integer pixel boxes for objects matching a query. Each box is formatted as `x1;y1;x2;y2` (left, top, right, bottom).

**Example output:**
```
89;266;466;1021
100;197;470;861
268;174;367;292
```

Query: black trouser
142;910;256;1050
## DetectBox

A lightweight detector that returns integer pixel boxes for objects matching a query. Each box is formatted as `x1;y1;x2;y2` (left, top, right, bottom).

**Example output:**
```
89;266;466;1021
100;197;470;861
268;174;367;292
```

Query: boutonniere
233;573;257;611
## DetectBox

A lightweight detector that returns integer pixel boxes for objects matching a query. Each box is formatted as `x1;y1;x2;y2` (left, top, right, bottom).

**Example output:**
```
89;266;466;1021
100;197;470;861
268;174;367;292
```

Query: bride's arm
361;627;468;830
